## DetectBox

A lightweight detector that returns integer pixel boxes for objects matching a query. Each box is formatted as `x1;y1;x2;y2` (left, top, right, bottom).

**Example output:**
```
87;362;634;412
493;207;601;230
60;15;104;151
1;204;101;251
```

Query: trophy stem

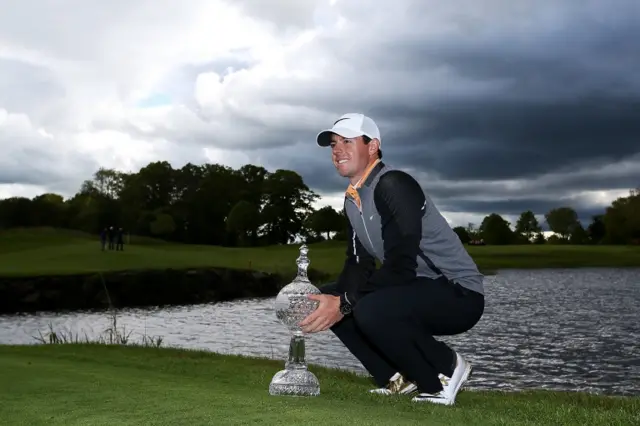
287;332;307;370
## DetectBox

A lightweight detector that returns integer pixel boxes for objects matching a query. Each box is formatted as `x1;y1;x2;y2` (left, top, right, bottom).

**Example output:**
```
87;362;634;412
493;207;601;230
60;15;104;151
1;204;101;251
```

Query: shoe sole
450;362;472;404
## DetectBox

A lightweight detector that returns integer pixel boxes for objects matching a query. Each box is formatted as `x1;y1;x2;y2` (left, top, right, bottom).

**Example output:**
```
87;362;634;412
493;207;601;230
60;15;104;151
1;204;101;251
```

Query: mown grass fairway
0;344;637;426
1;227;640;278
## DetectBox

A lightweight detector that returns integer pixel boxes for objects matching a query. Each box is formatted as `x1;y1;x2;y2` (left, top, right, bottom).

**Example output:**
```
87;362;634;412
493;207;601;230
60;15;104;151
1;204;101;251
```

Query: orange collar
345;159;380;208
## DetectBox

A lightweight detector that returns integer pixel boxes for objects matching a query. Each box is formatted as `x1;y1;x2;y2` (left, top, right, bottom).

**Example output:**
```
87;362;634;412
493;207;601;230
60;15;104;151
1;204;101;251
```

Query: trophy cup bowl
268;244;322;397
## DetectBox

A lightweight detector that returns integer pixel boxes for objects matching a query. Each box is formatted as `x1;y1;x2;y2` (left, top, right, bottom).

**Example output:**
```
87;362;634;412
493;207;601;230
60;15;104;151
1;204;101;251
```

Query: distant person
100;228;107;251
300;113;485;406
107;226;115;250
116;228;124;251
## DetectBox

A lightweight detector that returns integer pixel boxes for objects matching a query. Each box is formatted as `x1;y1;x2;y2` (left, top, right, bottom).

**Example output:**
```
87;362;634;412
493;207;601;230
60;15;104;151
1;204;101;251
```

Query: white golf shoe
412;352;472;406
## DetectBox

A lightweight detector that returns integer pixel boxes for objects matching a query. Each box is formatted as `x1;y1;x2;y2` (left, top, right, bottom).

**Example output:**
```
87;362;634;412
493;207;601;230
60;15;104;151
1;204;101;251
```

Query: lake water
1;268;639;396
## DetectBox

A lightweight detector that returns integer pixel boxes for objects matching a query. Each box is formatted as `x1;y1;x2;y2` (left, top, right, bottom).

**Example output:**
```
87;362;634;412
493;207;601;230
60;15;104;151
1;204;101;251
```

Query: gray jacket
337;161;484;305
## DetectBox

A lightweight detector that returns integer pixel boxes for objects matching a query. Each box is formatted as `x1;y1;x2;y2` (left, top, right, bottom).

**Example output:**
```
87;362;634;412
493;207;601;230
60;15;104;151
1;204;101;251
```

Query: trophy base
269;368;320;397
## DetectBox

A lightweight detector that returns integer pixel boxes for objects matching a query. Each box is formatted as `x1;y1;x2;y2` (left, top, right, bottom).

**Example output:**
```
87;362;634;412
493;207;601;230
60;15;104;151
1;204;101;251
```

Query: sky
1;0;639;230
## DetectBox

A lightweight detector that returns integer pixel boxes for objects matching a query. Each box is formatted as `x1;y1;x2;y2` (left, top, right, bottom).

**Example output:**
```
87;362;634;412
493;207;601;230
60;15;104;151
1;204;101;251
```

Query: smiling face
329;133;380;185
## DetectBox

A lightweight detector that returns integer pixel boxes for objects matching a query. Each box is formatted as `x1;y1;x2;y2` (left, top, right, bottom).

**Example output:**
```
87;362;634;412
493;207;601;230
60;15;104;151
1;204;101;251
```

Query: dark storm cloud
378;97;640;180
352;3;640;181
270;0;640;224
0;169;53;187
0;147;86;188
414;165;640;202
4;0;638;227
294;146;637;225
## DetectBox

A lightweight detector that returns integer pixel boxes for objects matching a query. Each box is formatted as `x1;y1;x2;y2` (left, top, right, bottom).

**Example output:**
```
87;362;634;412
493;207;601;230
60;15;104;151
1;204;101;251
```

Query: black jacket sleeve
335;211;376;305
367;170;425;288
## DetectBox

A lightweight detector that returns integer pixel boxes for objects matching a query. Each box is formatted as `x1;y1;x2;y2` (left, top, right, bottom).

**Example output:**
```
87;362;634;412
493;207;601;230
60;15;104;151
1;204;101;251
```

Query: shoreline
2;238;639;314
6;263;640;279
0;266;330;314
3;263;640;314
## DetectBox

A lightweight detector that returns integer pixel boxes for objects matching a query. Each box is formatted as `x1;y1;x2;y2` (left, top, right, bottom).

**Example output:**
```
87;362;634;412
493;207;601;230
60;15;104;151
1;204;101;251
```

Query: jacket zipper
347;196;376;259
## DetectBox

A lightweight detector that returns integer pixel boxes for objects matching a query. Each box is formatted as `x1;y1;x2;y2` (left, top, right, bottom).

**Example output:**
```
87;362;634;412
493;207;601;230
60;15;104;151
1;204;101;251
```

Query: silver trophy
268;244;321;397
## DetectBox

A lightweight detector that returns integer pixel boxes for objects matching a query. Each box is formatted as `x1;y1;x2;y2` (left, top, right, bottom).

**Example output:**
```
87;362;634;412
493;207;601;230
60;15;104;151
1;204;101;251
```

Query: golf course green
0;344;637;425
2;227;640;278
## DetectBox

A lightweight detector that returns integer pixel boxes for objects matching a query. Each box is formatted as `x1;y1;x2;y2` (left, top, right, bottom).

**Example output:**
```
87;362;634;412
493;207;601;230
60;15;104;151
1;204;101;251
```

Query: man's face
329;134;377;179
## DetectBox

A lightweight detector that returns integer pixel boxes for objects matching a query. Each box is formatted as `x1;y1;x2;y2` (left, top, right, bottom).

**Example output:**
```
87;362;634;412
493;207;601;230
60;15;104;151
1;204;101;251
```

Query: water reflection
1;268;639;396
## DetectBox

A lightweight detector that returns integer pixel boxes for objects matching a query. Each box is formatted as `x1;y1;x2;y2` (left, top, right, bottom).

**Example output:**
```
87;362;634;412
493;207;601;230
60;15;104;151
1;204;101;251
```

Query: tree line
453;197;639;245
0;161;638;246
0;162;342;246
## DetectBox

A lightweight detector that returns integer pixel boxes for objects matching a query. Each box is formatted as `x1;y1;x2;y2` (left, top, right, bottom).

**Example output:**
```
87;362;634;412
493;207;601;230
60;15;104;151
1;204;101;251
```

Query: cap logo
334;117;350;125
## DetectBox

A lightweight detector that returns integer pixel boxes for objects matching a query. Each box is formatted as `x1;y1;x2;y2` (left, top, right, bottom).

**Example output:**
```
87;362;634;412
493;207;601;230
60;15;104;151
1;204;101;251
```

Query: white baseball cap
316;113;381;147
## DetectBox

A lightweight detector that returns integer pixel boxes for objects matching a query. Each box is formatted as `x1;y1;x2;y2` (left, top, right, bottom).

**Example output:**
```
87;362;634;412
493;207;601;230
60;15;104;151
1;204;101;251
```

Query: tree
331;207;349;241
602;189;640;244
118;161;177;235
171;163;206;242
149;212;176;237
547;234;564;244
452;226;471;244
569;222;589;244
120;161;177;213
8;158;639;248
0;197;33;228
226;200;261;246
545;207;579;240
189;164;245;245
479;213;514;245
533;232;546;244
308;206;343;240
465;223;479;241
515;210;541;242
92;168;125;199
30;193;66;228
261;170;319;244
587;215;606;244
237;164;269;208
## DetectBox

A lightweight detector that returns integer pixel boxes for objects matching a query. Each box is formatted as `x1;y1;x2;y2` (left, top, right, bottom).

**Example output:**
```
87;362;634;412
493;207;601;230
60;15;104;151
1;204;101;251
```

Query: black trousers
320;276;484;393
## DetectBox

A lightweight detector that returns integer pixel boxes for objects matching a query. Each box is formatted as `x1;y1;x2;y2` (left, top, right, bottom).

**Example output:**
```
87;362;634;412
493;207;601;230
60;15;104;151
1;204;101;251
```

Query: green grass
1;227;640;278
0;344;637;426
1;230;638;424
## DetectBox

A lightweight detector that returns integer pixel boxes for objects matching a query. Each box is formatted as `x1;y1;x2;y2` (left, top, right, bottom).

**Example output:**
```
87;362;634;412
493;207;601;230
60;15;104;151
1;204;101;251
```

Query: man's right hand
299;294;343;333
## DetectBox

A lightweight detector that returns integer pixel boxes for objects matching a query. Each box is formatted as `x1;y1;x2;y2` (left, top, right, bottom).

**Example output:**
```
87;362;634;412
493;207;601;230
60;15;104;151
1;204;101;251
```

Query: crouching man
299;113;485;405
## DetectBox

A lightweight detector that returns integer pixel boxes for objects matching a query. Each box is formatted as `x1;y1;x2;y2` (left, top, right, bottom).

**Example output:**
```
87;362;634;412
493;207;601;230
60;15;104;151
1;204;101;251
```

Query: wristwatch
339;292;353;316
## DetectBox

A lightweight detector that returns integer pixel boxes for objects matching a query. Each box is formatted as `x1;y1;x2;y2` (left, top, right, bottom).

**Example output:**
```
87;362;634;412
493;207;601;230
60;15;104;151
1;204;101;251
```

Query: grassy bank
1;227;640;278
0;344;637;425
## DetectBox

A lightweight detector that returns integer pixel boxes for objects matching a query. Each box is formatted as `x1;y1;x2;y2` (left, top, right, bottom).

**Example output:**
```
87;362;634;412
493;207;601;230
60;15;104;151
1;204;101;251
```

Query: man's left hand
299;294;343;333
